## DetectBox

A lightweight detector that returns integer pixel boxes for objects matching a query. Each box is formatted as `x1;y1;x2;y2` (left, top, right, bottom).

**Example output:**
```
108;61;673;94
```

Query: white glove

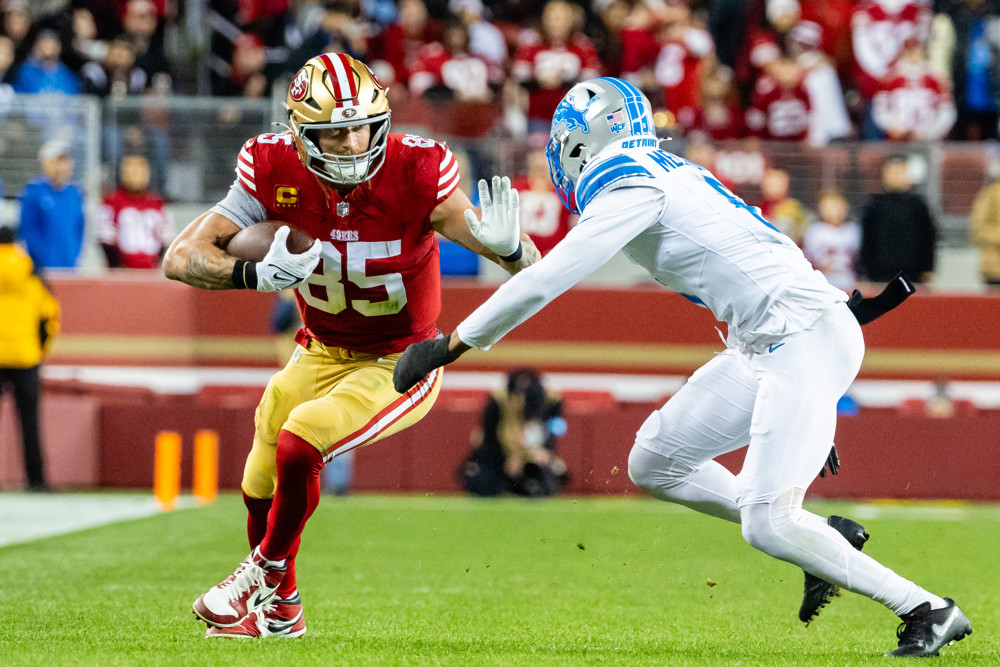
256;226;322;292
464;175;521;258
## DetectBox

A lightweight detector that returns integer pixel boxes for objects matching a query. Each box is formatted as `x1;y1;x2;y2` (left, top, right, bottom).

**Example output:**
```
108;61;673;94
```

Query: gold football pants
242;339;443;499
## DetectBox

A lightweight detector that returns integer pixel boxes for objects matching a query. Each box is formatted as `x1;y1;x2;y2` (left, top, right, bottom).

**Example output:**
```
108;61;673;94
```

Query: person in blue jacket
10;30;81;95
18;140;86;270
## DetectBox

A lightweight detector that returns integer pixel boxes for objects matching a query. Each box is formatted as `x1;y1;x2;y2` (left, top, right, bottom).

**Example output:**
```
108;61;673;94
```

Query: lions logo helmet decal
552;91;597;135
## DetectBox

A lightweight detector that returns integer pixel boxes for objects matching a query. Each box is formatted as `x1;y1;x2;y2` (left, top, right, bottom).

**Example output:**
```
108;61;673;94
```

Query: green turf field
2;494;997;666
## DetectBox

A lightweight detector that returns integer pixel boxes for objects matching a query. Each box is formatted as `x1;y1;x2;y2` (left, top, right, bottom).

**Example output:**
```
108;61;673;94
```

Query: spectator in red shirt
512;143;576;256
98;154;172;269
746;56;812;141
872;37;957;141
512;0;601;134
617;1;661;84
691;66;746;141
619;0;714;134
652;3;715;133
409;19;496;102
368;0;442;90
738;0;802;95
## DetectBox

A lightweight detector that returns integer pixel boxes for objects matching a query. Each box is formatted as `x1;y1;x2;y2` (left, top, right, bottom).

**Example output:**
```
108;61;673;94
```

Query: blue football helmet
546;77;657;213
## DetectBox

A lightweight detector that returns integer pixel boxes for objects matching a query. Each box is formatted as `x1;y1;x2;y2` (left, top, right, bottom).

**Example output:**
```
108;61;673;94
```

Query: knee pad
627;443;701;494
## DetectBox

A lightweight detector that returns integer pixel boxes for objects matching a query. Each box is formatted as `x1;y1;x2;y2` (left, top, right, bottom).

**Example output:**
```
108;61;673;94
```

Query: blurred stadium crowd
2;0;1000;288
3;0;998;142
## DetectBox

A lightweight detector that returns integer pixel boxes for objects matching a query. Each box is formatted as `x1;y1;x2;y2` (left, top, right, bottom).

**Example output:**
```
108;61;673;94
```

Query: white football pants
628;303;943;615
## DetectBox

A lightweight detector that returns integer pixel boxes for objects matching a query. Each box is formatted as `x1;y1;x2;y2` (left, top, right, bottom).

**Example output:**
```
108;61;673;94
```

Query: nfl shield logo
606;110;627;134
336;202;350;217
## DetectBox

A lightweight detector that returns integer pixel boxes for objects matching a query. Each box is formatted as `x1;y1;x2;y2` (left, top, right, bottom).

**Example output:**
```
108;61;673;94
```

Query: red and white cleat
192;546;286;628
204;592;307;639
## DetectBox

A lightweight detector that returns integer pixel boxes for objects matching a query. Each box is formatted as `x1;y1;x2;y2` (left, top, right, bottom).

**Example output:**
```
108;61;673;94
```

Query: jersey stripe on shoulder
437;147;460;203
576;154;653;211
236;146;256;192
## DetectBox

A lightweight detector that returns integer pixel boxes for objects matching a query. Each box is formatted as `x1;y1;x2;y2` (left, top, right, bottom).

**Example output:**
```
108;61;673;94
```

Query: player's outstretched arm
163;211;243;290
431;181;540;275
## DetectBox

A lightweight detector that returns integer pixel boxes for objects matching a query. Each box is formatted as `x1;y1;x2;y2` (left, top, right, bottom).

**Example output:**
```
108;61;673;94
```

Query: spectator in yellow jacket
970;172;1000;286
0;226;60;491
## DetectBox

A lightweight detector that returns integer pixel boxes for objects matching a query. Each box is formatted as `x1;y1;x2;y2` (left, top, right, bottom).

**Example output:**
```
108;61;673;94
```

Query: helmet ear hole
569;144;584;158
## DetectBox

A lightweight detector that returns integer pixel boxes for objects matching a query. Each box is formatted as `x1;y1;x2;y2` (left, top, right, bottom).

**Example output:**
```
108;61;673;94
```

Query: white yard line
0;493;190;548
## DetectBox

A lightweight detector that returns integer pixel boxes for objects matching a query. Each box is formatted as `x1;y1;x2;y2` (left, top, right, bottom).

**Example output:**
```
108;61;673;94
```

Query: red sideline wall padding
78;386;999;501
46;276;1000;379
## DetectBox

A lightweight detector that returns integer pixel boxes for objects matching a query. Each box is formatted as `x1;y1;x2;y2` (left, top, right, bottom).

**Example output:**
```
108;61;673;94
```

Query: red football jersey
691;101;746;141
872;63;955;139
234;131;460;355
513;37;601;121
408;42;495;99
98;189;172;269
746;76;811;141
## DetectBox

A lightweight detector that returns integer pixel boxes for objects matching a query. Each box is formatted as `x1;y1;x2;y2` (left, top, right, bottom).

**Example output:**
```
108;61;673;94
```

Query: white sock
740;492;947;617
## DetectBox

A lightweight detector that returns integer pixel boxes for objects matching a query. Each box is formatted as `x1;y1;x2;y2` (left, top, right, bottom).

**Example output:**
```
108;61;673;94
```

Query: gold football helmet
284;53;391;186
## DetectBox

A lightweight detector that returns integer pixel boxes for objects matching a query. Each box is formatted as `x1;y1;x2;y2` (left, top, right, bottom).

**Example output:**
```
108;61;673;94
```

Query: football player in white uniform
393;78;972;658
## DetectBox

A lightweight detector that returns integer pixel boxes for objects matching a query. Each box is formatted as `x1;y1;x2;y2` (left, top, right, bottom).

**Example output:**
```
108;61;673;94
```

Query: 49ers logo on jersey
289;68;310;101
275;185;299;207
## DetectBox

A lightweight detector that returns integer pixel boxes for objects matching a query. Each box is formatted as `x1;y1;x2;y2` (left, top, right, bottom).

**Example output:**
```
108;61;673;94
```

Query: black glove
818;445;840;478
847;272;915;325
393;335;456;393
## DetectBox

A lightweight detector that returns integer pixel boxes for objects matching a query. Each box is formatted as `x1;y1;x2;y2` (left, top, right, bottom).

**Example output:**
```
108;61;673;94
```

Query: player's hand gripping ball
227;222;321;292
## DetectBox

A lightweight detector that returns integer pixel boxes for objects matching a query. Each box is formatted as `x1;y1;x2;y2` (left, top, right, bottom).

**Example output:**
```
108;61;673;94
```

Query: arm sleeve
209;179;268;229
456;187;666;349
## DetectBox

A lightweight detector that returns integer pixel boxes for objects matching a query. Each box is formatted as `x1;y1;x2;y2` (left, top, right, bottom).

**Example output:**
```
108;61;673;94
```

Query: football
226;222;315;262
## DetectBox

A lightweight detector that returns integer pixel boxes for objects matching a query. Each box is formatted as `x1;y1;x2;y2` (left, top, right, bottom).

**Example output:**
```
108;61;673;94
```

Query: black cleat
799;515;870;625
889;598;972;657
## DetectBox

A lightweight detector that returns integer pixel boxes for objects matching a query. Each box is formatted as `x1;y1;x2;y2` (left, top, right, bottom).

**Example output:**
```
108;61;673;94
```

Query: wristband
231;259;258;289
499;242;523;263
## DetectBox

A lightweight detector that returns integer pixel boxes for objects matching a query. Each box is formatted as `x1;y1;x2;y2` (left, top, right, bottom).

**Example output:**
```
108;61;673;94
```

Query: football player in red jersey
163;52;539;638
